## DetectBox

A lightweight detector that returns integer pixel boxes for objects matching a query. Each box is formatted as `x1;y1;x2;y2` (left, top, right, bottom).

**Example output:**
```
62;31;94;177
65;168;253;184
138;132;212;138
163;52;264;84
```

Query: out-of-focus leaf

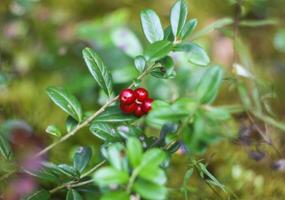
140;9;164;43
174;43;210;66
93;167;129;186
66;189;83;200
196;66;224;104
26;190;50;200
45;125;61;137
133;179;167;200
202;106;231;121
239;19;278;27
46;87;83;122
127;137;143;168
0;130;12;160
181;19;198;40
73;146;92;173
90;123;118;141
111;27;143;58
170;0;188;38
274;29;285;53
82;48;113;97
138;149;166;171
134;55;146;73
144;40;173;61
191;18;233;40
100;191;129;200
93;106;136;123
238;84;251;109
139;167;167;185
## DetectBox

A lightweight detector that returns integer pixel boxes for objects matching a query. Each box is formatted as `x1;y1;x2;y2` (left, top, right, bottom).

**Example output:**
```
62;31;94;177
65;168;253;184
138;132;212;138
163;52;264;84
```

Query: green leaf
66;189;83;200
46;87;83;122
58;164;78;178
170;0;188;38
239;19;278;27
104;143;127;171
45;125;61;137
0;131;12;160
274;29;285;53
174;43;210;66
138;149;166;171
100;191;129;200
127;137;143;168
139;167;167;185
140;9;164;43
134;55;146;73
66;116;78;132
164;26;174;41
82;47;113;97
151;56;176;79
203;106;230;121
93;166;129;186
191;18;233;40
144;40;173;61
181;19;198;40
133;179;167;200
73;146;92;173
90;122;118;141
93;106;136;123
26;190;50;200
196;66;224;104
198;163;225;191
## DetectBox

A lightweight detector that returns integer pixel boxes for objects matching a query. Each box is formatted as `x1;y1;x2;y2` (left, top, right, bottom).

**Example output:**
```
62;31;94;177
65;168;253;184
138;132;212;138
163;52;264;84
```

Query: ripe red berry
120;103;136;113
134;88;148;102
134;105;144;117
142;98;153;113
119;89;136;104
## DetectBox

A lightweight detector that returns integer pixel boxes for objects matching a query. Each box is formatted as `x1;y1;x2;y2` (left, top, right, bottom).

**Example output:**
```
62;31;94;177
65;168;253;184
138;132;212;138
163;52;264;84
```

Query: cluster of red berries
119;88;153;117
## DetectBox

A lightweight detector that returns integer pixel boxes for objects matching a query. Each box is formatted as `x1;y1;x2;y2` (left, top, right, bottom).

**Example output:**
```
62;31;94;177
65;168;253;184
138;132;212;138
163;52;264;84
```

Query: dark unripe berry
142;98;153;113
134;105;144;117
134;88;148;102
119;89;136;104
120;103;136;113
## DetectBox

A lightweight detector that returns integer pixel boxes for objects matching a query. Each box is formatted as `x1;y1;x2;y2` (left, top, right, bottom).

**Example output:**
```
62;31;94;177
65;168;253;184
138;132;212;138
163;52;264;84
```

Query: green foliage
0;130;12;160
46;87;83;122
66;189;83;200
45;125;61;137
82;48;114;97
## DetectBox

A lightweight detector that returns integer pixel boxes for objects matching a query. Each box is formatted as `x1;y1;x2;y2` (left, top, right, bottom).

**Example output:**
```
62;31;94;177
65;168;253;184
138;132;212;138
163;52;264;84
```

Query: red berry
119;89;136;104
142;98;153;113
134;105;144;117
120;103;136;113
134;88;148;102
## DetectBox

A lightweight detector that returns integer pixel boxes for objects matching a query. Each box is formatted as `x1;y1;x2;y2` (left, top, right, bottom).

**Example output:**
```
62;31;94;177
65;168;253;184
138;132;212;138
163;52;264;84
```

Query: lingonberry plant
1;0;284;199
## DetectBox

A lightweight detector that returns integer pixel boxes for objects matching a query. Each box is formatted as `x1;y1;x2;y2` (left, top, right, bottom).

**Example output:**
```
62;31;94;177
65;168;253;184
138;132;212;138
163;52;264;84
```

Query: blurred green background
1;0;285;199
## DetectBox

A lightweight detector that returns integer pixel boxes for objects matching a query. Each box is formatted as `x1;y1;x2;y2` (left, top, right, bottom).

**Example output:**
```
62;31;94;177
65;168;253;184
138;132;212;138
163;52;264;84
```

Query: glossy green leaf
144;40;173;61
26;190;50;200
73;146;92;173
164;26;174;41
93;166;129;186
100;191;129;200
46;87;83;122
181;19;197;39
58;164;78;178
66;116;78;132
174;43;210;66
133;179;167;200
66;189;83;200
134;55;146;73
45;125;61;137
90;123;118;141
170;0;188;38
104;143;127;171
0;131;12;160
196;66;224;104
127;137;143;168
82;47;113;97
140;9;164;43
93;106;136;123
